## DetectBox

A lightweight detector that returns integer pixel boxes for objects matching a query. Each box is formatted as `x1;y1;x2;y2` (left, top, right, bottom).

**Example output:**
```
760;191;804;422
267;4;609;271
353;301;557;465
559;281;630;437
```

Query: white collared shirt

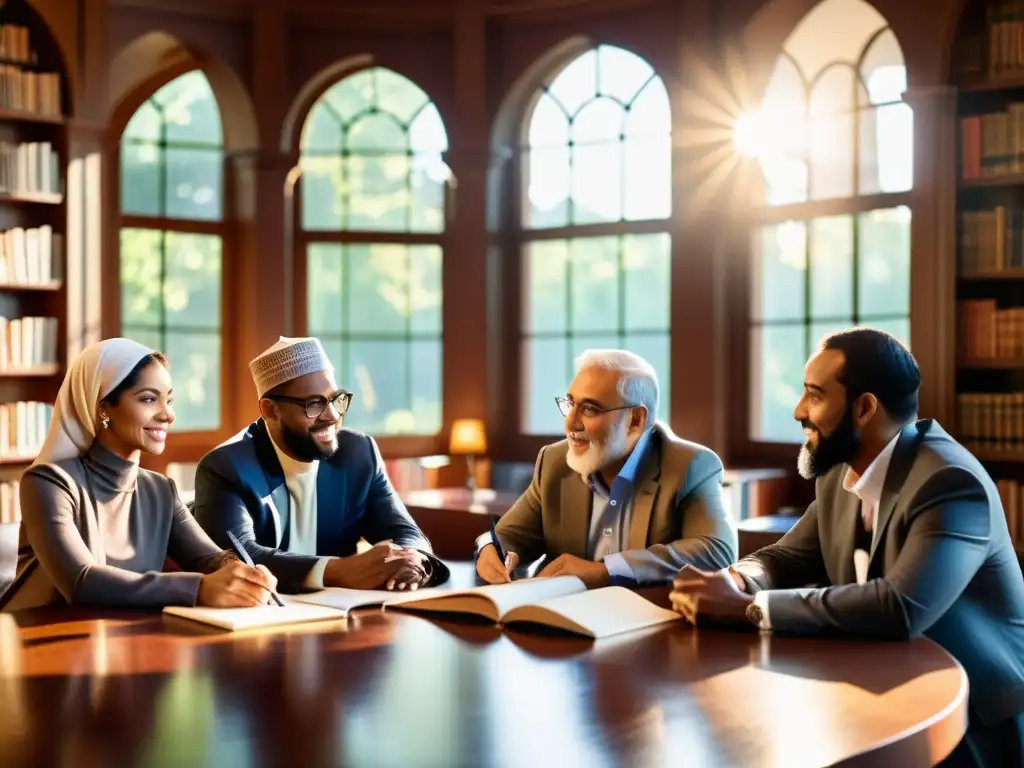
268;432;331;589
753;432;901;629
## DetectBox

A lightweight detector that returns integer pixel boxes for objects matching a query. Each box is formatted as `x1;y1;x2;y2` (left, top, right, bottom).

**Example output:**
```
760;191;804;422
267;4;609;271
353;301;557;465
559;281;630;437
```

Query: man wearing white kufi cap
192;336;448;593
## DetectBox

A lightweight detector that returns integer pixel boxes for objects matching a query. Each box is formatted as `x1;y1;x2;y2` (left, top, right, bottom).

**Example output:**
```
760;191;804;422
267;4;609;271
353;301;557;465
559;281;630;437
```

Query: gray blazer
495;422;737;584
734;420;1024;727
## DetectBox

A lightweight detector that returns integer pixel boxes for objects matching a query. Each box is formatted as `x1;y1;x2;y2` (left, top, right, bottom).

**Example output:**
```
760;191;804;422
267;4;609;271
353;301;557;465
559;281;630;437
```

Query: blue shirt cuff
602;553;636;587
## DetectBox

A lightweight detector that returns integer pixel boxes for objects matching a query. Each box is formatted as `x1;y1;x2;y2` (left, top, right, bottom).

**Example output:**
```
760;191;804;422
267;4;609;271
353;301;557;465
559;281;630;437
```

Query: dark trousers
940;711;1024;767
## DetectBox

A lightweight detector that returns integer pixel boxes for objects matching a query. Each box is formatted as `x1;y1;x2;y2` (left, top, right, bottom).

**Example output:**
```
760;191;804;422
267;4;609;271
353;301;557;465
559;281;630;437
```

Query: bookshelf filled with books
953;1;1024;552
0;0;69;514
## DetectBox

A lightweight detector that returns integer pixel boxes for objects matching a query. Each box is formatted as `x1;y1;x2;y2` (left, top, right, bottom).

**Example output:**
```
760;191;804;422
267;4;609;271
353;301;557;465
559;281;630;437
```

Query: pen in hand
225;530;285;607
488;518;516;579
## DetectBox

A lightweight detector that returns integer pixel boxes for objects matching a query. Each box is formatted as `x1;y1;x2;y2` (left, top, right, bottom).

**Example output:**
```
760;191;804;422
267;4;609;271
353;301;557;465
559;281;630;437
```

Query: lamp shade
449;418;487;455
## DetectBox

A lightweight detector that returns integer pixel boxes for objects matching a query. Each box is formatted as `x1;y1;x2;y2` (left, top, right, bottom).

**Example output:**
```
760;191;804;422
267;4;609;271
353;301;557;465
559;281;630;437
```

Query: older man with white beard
475;349;737;588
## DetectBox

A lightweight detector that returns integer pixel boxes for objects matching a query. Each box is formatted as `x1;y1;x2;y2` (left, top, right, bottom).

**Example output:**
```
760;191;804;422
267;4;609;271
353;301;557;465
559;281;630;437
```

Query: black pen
489;517;514;579
225;530;285;607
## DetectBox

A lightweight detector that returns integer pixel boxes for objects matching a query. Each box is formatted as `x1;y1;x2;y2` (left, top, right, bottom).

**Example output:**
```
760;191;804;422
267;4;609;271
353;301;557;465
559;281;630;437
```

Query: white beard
565;420;630;480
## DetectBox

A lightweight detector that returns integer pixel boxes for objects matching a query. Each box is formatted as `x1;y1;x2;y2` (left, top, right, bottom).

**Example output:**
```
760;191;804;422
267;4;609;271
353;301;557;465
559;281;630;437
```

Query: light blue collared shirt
588;428;653;587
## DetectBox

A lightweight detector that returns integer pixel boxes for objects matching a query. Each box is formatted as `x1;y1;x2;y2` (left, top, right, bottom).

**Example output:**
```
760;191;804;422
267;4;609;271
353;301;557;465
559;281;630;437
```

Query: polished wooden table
0;564;967;767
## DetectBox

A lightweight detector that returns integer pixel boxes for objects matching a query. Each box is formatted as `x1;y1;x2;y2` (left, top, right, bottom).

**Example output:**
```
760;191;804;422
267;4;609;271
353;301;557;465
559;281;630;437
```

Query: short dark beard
279;419;339;462
797;405;860;480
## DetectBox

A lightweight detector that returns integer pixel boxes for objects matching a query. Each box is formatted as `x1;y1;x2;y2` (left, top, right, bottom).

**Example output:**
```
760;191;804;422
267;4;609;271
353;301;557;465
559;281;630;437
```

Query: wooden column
439;2;490;481
65;122;105;359
906;85;958;427
227;3;292;428
670;1;731;460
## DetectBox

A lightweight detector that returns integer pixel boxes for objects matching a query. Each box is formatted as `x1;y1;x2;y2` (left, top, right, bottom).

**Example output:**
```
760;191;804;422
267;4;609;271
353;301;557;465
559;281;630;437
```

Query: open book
391;576;680;639
162;586;449;632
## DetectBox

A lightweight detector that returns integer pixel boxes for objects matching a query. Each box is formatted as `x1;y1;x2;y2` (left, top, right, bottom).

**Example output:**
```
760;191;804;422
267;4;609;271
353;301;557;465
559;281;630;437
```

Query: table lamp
449;418;487;494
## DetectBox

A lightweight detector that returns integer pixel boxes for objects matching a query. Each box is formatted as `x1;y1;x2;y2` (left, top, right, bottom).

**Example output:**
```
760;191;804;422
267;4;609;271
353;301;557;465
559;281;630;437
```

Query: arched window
736;0;913;443
520;45;672;434
300;67;447;436
119;70;224;432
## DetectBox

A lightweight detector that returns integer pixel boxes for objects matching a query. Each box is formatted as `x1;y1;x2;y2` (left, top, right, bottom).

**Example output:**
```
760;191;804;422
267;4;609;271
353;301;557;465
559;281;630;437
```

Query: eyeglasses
264;390;353;420
555;396;638;419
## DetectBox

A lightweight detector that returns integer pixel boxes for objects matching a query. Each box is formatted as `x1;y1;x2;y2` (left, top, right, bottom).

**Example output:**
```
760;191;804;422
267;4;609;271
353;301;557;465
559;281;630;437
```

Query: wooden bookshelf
0;1;70;480
953;1;1024;557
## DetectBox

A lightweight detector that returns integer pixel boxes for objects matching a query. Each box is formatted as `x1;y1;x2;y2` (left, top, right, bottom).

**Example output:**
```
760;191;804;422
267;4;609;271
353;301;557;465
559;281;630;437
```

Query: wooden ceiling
108;0;661;23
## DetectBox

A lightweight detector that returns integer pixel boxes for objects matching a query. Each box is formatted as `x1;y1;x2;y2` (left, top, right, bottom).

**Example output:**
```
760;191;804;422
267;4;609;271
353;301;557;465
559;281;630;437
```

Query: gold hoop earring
101;414;110;429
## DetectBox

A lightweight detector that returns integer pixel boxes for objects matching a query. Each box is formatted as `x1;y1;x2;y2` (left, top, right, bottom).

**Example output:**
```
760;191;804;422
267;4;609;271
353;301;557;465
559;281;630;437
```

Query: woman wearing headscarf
2;338;277;611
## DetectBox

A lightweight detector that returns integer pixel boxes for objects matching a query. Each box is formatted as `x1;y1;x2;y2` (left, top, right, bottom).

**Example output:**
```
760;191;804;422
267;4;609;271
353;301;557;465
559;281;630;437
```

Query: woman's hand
197;561;277;607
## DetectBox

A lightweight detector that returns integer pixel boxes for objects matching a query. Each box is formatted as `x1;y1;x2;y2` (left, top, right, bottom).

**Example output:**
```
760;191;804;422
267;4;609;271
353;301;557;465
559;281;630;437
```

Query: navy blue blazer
192;419;448;593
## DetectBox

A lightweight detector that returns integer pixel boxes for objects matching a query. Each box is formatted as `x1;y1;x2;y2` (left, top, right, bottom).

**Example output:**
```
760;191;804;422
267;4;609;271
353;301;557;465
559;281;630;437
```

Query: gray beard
797;443;814;480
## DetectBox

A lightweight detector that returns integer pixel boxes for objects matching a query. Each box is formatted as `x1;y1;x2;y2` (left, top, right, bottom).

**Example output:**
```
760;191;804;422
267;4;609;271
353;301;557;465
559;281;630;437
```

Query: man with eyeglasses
476;349;736;588
193;336;449;593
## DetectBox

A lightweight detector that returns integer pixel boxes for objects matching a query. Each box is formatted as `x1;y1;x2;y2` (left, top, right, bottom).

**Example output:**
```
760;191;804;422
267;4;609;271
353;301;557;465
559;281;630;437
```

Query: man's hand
386;548;432;591
537;554;610;589
323;541;424;590
476;544;520;584
669;564;754;626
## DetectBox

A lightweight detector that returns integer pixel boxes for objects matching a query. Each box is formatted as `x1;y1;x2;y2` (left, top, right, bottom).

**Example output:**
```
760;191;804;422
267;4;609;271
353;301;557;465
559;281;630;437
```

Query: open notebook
162;586;449;632
163;599;347;632
390;576;681;639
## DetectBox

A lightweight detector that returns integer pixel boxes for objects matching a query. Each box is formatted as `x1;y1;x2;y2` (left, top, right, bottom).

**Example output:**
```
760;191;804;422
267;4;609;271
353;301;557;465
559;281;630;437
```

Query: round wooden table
0;564;968;768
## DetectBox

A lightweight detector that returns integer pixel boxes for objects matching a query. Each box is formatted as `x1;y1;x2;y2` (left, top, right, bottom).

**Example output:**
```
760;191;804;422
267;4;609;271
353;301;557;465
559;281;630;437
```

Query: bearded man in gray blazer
476;349;737;588
670;328;1024;766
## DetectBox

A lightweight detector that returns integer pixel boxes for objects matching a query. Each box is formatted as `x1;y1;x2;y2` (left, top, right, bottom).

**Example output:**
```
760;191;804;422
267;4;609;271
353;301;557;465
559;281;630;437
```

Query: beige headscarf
33;338;156;466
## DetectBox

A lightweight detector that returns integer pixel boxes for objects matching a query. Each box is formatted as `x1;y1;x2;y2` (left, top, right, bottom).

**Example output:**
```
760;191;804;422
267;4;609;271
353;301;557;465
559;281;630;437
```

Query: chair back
0;522;19;600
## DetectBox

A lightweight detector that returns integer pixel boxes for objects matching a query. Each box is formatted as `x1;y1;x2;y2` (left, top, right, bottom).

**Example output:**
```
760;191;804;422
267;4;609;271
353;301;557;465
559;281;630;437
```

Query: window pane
301;105;343;152
571;141;622;224
809;320;851;351
859;101;913;195
120;228;163;328
345;339;410;434
859;32;906;106
165;147;222;220
375;68;430;125
751;221;806;321
524;147;570;228
323;70;374;124
348;244;409;334
597;46;656;105
347;112;408;153
409;339;442;434
124;101;161;142
409;104;448;155
122;326;162;353
571;98;623;144
547;51;597;116
165;331;220;431
523;240;568;334
625;78;671;140
409;157;447;233
570;236;619;332
409;245;442;334
344;154;410;231
751;324;805;443
623;233;670;331
527;92;569;148
867;317;910;348
858;206;910;318
809;215;853;320
569;334;621;363
308;244;345;334
623;135;670;221
301;156;343;230
624;333;670;421
155;71;222;145
120;141;161;216
164;233;221;330
319;337;344;383
523;337;569;434
808;66;855;200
